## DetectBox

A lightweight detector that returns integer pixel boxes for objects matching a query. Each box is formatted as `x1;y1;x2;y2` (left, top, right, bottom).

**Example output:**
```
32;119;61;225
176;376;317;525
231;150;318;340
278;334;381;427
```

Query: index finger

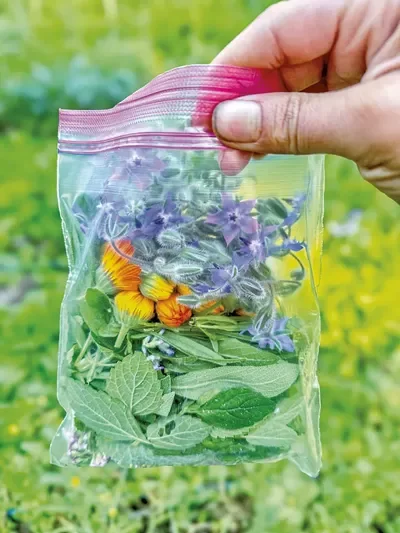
212;0;343;69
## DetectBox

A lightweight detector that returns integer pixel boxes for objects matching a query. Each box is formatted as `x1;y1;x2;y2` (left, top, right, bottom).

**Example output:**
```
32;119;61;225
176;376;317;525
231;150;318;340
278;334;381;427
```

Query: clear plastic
52;65;324;476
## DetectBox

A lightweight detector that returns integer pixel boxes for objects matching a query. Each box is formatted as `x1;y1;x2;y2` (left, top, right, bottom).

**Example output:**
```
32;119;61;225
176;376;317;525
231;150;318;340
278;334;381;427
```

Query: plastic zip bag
52;65;324;476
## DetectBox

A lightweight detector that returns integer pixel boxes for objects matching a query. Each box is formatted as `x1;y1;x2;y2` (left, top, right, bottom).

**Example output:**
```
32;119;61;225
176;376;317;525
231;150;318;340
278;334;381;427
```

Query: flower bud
156;294;192;327
140;273;175;302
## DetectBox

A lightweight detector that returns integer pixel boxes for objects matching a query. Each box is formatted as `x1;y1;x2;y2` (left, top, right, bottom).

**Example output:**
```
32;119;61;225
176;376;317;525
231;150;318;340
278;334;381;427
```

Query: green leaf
157;392;175;417
273;395;304;425
146;415;209;450
202;437;286;463
160;375;172;393
164;356;216;373
106;352;163;416
246;421;298;447
172;362;299;400
275;280;302;296
191;388;276;429
79;288;114;336
67;379;146;442
156;331;226;364
218;338;280;366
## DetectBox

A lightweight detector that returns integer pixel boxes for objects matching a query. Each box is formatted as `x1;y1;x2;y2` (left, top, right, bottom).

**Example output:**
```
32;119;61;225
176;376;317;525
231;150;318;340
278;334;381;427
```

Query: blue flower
270;238;306;255
233;226;275;268
136;198;190;237
207;193;257;245
282;194;306;228
243;317;295;352
194;265;238;296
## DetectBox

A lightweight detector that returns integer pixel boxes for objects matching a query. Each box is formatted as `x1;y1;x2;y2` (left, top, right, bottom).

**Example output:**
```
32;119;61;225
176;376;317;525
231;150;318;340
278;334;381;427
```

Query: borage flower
156;294;192;328
243;317;295;353
194;265;238;297
207;193;257;245
233;226;274;268
140;273;175;302
136;198;191;238
97;240;141;294
281;194;306;228
115;290;155;347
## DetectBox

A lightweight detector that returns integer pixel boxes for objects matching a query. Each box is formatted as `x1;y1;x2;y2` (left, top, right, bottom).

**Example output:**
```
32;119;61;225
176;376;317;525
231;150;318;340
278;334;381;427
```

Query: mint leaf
79;288;114;336
156;331;226;364
156;392;175;417
172;362;299;400
67;379;146;442
106;352;163;416
160;375;172;393
218;338;280;366
191;388;276;429
146;415;209;450
246;421;298;447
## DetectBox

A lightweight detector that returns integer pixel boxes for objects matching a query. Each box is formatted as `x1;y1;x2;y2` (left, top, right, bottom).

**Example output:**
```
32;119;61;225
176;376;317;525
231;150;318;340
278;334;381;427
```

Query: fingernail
213;100;262;143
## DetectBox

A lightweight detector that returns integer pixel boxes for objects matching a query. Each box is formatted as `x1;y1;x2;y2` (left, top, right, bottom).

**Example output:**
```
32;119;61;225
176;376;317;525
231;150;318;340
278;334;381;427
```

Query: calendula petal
115;291;155;322
140;273;175;301
101;240;141;292
156;293;192;327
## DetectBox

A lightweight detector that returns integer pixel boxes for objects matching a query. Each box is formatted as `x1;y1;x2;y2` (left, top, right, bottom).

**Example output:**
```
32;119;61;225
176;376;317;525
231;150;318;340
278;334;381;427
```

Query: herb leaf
246;421;298;447
172;362;299;400
157;331;226;364
147;415;210;450
156;392;175;417
191;388;276;429
218;338;280;366
67;379;146;442
106;352;163;416
79;288;116;337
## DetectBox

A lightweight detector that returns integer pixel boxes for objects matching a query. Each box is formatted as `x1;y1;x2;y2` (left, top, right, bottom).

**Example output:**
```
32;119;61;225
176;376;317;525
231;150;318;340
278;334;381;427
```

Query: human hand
212;0;400;202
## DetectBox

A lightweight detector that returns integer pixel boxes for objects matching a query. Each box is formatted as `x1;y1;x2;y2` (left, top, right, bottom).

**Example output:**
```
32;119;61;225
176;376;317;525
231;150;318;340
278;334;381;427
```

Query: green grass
1;1;400;532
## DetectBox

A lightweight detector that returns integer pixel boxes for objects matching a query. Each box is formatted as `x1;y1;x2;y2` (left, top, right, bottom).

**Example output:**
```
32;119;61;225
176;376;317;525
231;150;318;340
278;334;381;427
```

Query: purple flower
207;193;258;245
136;198;190;237
233;226;275;268
282;194;306;227
243;317;295;352
270;238;306;255
125;150;166;191
194;265;238;296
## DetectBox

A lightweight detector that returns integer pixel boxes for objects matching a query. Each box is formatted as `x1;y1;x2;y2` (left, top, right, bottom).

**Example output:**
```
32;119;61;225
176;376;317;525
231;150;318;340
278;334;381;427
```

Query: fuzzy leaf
106;352;163;416
146;415;209;450
172;362;299;400
160;375;172;393
156;331;226;364
191;388;276;429
245;421;298;447
67;379;146;442
157;392;175;417
275;280;302;296
273;396;305;425
218;338;280;366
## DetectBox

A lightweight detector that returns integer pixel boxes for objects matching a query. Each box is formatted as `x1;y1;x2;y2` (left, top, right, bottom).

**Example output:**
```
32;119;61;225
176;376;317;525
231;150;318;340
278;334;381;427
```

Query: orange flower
99;240;141;293
156;293;192;327
236;308;255;317
114;290;155;347
140;273;175;301
195;300;225;315
115;290;155;322
176;284;192;296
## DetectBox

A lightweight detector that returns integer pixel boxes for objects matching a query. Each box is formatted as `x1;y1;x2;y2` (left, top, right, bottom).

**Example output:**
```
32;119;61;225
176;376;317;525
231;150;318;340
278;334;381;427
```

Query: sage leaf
80;288;114;336
156;331;226;364
157;392;175;417
164;356;215;373
160;375;172;393
191;388;276;429
218;338;280;366
147;415;209;450
245;421;298;447
106;352;163;416
172;362;299;400
67;379;146;442
273;395;304;425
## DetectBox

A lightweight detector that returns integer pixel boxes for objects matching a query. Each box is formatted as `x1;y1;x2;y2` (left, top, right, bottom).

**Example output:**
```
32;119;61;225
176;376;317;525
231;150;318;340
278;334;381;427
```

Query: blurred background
0;0;399;532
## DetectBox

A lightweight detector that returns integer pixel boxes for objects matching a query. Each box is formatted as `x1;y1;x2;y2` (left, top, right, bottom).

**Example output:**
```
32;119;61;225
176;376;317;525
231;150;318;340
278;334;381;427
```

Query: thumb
212;86;372;160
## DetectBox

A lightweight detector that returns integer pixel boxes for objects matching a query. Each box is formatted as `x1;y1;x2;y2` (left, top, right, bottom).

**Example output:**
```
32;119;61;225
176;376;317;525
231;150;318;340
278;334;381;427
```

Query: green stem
75;334;92;366
115;324;129;348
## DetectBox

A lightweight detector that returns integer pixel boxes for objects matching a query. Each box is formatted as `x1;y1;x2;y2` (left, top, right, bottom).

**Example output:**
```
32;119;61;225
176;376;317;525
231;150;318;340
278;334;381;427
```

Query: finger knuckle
269;93;304;154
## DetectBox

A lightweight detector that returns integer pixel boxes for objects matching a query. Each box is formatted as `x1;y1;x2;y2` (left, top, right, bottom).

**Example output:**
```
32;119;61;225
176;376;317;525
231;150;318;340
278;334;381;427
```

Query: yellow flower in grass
140;273;175;301
114;290;155;347
156;293;192;328
98;239;141;294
